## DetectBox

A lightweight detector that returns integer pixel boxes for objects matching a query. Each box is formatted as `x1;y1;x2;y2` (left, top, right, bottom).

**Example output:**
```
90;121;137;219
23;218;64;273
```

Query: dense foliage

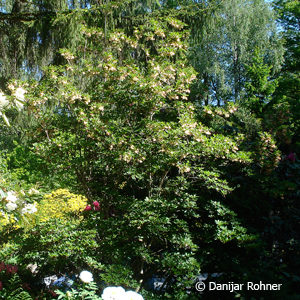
0;0;299;299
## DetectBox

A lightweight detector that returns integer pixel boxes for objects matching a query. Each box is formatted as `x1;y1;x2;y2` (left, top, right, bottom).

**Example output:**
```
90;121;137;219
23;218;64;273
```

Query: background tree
189;0;283;105
0;0;164;88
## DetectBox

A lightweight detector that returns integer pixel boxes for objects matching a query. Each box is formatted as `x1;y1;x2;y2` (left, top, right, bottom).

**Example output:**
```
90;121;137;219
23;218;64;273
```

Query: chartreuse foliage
35;189;87;223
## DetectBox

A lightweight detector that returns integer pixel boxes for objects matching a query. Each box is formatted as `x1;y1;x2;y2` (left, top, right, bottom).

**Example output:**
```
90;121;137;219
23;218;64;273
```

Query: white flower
181;166;191;173
43;275;58;287
7;83;15;91
79;270;93;283
28;188;39;195
14;87;26;101
26;263;38;274
125;291;144;300
6;202;17;211
0;90;9;108
101;287;126;300
22;203;37;214
6;191;18;203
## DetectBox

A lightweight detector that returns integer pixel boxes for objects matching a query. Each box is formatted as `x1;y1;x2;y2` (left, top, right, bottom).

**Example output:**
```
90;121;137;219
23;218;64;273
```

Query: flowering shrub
0;186;97;293
255;132;281;174
79;271;93;283
0;91;9;109
13;14;258;298
101;287;126;300
0;186;39;231
124;291;144;300
54;271;99;300
0;211;16;228
84;201;100;212
34;189;87;223
0;82;27;126
84;205;92;211
54;272;145;300
101;287;144;300
0;262;18;274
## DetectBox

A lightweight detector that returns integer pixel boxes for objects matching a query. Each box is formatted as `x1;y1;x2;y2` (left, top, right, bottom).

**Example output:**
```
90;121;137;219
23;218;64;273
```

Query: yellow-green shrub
20;188;87;230
0;212;16;228
36;189;87;223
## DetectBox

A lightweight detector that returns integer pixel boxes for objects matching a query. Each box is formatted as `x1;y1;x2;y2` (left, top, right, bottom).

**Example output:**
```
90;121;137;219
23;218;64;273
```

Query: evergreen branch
0;11;57;22
0;1;224;23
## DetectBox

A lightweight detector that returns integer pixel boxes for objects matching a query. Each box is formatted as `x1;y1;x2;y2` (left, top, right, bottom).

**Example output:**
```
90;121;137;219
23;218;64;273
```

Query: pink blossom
93;201;100;211
6;264;18;274
0;262;5;272
84;205;92;211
